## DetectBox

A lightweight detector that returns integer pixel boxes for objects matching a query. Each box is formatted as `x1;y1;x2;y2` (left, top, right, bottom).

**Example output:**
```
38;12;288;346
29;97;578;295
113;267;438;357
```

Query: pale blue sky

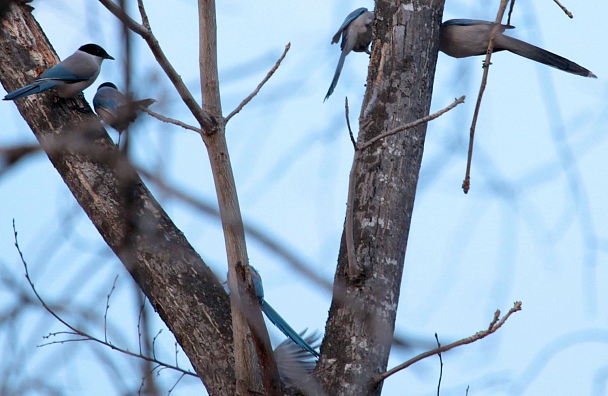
1;1;607;395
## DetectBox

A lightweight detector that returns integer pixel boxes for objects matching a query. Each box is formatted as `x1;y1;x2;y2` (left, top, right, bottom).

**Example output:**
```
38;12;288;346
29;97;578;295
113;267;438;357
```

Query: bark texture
318;1;445;394
0;5;236;395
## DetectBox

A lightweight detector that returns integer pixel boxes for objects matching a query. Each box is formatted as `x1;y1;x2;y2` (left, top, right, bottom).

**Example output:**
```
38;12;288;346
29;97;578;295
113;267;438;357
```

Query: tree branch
358;95;466;150
226;43;291;123
462;0;510;193
99;0;216;133
552;0;573;18
376;302;523;383
13;221;198;380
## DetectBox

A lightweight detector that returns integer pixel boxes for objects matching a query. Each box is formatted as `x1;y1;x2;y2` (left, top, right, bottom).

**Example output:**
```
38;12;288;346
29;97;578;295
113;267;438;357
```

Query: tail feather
4;80;57;100
324;50;348;102
133;98;156;109
261;301;320;358
498;35;596;78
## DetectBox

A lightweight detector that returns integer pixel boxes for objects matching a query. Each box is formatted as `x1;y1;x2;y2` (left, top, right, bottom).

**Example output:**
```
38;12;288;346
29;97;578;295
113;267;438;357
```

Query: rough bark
0;4;236;395
318;1;445;394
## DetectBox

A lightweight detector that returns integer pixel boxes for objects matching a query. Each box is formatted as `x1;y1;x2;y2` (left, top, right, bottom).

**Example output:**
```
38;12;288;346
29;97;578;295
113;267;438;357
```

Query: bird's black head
98;82;118;90
79;44;114;60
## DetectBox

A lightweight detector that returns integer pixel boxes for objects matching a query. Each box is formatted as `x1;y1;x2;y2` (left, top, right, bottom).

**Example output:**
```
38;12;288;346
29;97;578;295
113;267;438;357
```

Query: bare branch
462;0;510;194
552;0;574;18
376;301;523;383
103;275;119;343
345;97;356;149
13;221;197;379
137;0;151;28
225;43;291;123
507;0;516;25
358;95;466;150
140;108;202;134
99;0;216;132
435;333;443;396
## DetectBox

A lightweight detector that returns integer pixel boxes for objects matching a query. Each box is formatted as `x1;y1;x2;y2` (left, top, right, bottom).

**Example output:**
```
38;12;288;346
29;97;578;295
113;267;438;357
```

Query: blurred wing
274;330;321;387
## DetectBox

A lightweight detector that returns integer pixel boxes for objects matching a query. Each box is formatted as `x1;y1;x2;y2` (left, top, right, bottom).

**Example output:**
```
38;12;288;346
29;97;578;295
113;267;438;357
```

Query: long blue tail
500;35;596;78
324;50;347;102
261;300;320;358
4;80;58;100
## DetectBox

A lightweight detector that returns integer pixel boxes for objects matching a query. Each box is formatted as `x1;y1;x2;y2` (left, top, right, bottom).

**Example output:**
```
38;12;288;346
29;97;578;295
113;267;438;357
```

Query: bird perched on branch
324;7;374;101
439;19;596;78
93;82;155;136
250;267;320;358
4;44;114;100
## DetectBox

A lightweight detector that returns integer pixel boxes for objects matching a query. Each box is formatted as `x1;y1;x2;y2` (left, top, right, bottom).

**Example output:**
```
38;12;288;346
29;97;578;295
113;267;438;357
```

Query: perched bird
324;7;374;101
250;267;320;358
4;44;114;101
93;82;155;134
439;19;596;78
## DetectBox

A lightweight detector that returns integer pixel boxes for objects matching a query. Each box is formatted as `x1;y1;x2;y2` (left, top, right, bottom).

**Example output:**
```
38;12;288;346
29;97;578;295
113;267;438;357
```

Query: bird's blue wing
40;63;91;82
93;96;119;115
250;267;265;300
442;19;514;29
442;19;492;27
261;300;320;358
332;7;369;44
93;86;128;116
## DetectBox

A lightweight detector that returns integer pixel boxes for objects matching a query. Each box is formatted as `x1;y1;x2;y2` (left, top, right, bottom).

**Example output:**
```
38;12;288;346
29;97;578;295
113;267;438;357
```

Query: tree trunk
318;1;445;394
0;4;236;394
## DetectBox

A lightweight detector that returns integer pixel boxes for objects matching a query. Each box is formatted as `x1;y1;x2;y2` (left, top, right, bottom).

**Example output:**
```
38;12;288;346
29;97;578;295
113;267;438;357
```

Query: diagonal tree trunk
318;1;445;394
0;4;237;394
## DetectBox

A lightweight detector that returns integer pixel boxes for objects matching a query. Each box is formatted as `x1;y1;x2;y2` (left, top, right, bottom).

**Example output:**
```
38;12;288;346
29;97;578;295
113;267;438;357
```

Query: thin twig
507;0;516;25
104;275;119;343
435;333;443;396
12;220;196;378
137;0;150;28
225;43;291;122
99;0;215;132
137;294;146;354
552;0;574;18
152;329;163;360
168;372;187;395
462;0;510;194
141;108;202;133
345;97;356;149
358;96;466;150
375;301;522;382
